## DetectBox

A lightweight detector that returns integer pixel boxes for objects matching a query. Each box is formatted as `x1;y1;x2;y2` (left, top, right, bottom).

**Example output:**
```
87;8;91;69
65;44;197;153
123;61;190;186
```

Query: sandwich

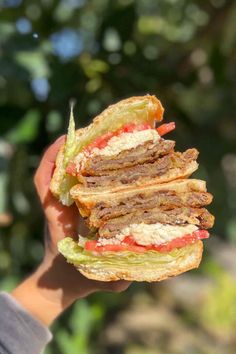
50;95;214;282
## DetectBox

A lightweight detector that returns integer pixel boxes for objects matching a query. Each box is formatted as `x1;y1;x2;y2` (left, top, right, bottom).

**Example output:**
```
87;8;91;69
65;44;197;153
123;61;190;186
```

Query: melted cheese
98;223;198;246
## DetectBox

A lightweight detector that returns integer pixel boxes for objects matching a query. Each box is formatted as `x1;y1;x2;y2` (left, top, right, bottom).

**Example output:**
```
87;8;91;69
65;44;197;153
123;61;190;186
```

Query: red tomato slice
125;244;147;252
124;123;151;132
66;162;77;176
84;240;146;253
116;123;151;135
156;122;175;136
85;123;152;153
84;230;209;254
86;132;114;152
118;123;137;134
191;230;209;240
84;240;97;251
122;236;136;245
146;230;209;253
100;244;146;253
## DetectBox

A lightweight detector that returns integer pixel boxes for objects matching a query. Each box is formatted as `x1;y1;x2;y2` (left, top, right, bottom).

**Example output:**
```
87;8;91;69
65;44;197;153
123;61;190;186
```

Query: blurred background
0;0;236;353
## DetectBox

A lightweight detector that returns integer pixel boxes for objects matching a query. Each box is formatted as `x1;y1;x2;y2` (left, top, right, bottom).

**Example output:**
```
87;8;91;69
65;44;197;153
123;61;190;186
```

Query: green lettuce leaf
58;237;197;270
64;101;76;167
59;102;78;205
59;175;78;206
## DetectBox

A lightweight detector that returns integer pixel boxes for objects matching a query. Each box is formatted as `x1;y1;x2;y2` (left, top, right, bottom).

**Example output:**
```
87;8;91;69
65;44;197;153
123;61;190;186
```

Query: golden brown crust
89;94;164;128
77;241;203;282
50;145;64;198
71;178;207;199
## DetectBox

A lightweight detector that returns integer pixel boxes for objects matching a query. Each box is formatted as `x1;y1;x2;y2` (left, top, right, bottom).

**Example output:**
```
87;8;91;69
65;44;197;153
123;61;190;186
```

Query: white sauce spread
98;223;198;246
74;129;160;170
92;129;160;157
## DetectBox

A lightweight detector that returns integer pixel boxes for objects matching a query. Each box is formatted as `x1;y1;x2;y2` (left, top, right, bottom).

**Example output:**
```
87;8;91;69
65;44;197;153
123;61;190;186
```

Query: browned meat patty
81;140;175;176
78;149;198;188
88;191;213;227
98;207;215;238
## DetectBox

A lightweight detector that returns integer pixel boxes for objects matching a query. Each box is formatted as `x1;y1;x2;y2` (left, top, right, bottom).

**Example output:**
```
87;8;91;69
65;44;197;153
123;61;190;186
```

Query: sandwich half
51;95;165;205
58;179;214;281
51;95;214;282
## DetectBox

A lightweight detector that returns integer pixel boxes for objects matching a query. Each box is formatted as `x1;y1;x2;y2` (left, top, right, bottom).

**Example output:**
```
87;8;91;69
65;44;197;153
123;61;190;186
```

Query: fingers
98;280;132;293
34;135;65;201
108;280;131;292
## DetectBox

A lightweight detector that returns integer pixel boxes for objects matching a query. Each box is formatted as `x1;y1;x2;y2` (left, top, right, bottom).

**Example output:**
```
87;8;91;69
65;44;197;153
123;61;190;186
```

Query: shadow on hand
37;254;131;308
42;189;89;257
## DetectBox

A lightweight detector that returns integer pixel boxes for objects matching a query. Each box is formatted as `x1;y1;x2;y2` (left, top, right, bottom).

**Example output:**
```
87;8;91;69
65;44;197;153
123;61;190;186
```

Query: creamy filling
74;129;160;170
92;129;160;157
97;222;198;246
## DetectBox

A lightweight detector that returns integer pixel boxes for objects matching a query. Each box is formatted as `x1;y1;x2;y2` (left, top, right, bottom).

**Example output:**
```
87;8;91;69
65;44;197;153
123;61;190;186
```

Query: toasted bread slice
70;179;209;217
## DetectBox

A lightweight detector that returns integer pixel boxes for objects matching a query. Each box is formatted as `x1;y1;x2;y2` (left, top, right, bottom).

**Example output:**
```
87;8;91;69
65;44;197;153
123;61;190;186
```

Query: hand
12;136;130;326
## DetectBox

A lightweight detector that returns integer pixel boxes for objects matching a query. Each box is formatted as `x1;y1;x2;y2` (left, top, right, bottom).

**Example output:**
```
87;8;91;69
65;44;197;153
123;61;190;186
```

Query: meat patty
89;191;213;227
98;207;215;238
79;149;198;188
81;140;175;175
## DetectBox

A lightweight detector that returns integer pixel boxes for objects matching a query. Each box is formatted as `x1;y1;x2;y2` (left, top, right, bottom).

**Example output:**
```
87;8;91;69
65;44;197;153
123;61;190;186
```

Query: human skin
12;136;130;326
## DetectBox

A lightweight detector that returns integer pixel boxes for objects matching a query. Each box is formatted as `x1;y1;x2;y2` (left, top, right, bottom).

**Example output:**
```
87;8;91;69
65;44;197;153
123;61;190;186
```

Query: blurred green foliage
201;269;236;336
0;0;236;353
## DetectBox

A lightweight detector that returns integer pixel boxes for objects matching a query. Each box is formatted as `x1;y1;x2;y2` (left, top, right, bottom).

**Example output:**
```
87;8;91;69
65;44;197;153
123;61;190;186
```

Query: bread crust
50;145;64;198
71;178;206;200
77;241;203;282
86;94;164;128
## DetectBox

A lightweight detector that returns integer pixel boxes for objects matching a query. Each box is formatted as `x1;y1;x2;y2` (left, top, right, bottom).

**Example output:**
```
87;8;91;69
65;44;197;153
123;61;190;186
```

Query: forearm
11;254;97;327
11;264;69;327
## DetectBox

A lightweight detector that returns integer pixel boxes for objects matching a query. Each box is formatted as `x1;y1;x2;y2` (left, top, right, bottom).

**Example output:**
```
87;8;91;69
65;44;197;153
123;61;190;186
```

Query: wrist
11;269;64;327
11;256;97;326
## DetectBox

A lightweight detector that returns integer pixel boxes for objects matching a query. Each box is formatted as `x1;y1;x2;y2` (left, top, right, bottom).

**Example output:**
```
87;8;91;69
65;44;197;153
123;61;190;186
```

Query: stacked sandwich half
50;95;214;282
